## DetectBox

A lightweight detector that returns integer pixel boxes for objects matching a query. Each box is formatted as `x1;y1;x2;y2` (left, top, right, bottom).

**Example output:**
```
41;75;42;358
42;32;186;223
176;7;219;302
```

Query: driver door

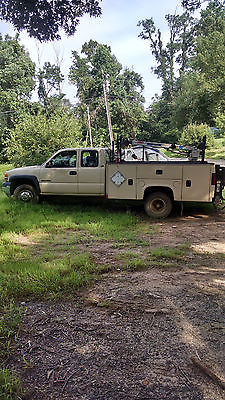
39;150;78;194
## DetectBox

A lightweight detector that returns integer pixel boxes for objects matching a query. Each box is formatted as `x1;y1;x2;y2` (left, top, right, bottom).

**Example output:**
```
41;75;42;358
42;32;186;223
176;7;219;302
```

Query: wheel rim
19;190;33;202
150;198;166;213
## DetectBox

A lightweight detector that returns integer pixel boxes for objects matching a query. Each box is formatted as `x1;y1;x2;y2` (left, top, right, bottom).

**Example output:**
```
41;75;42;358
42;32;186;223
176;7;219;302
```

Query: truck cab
40;147;109;196
3;148;110;201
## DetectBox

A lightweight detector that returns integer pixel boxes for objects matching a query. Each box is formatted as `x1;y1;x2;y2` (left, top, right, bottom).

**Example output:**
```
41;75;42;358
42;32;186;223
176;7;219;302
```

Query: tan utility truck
2;147;225;218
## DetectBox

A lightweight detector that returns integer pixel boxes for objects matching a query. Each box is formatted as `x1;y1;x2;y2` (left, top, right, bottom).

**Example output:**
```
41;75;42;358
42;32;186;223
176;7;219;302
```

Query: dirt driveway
7;208;225;400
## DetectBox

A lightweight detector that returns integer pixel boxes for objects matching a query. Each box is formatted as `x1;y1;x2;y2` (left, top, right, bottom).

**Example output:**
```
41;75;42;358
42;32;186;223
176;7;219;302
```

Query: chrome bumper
2;182;11;197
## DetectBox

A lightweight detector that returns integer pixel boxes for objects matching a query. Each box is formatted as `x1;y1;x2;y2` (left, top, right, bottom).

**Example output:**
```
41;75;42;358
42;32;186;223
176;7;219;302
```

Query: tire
144;191;173;218
13;184;39;203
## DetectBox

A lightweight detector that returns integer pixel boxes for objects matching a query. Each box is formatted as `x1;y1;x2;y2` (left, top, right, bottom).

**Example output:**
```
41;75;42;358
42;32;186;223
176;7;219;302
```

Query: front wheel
13;184;39;203
144;192;173;218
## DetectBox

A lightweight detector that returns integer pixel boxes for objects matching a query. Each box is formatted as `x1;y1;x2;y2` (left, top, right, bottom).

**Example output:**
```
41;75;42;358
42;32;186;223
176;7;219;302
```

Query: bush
215;113;225;137
5;110;84;166
180;123;215;149
162;129;180;144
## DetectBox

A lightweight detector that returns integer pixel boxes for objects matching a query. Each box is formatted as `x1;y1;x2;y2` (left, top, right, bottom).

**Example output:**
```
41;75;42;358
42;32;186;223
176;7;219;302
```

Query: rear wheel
13;184;39;203
144;191;173;218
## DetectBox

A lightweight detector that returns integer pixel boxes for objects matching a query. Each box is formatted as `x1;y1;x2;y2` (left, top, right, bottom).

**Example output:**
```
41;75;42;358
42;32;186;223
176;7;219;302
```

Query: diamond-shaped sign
111;171;126;186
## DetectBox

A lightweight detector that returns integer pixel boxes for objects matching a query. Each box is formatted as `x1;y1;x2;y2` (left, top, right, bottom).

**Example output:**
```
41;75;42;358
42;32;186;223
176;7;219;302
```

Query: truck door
78;150;105;195
39;150;78;194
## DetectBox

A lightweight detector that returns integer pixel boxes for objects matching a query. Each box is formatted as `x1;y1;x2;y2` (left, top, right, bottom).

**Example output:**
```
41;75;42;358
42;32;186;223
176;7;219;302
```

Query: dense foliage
5;110;83;166
0;1;224;166
180;123;215;148
0;0;102;41
138;0;225;139
0;34;35;161
69;40;146;145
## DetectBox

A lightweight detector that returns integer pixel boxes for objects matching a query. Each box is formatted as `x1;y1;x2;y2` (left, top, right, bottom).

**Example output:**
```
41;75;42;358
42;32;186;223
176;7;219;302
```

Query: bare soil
7;207;225;400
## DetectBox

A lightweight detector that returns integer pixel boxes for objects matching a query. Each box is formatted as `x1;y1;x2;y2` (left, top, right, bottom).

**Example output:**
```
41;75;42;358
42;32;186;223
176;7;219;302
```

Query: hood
6;165;41;176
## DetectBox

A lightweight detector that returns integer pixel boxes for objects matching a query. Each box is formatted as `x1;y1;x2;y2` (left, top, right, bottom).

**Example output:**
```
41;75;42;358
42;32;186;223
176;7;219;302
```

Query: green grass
0;301;22;358
0;163;156;306
206;138;225;159
0;368;22;400
0;161;217;397
0;163;158;397
0;200;141;302
149;245;190;260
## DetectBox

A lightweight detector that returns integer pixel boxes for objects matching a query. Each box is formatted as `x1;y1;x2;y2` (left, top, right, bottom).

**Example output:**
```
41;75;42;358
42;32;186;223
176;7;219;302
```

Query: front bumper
2;182;11;197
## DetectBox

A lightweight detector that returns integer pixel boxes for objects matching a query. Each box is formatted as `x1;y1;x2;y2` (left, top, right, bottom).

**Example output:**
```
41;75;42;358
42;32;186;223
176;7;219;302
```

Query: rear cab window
81;150;99;167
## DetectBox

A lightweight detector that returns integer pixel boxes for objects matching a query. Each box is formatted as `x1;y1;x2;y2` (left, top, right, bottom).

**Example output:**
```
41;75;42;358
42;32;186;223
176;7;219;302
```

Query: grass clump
0;253;98;301
0;298;22;358
0;368;22;400
149;245;189;260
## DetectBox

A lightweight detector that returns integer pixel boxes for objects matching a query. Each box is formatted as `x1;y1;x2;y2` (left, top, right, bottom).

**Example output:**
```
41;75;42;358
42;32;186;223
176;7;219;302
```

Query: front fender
9;175;41;195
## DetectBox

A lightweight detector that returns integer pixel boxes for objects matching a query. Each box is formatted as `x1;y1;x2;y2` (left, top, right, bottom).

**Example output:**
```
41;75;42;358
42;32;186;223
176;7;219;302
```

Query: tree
0;0;102;41
138;1;225;137
69;40;145;145
172;1;225;127
181;0;203;11
37;62;65;113
0;34;35;160
181;0;223;12
0;34;35;96
138;11;195;138
138;12;195;102
215;113;225;135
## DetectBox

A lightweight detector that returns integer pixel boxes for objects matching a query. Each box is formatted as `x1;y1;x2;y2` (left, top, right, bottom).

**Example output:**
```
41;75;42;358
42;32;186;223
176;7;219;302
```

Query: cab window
47;151;77;168
81;150;98;167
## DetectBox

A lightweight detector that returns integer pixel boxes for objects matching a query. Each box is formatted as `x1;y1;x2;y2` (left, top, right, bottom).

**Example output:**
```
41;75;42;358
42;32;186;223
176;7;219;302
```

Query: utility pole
102;70;114;148
87;106;93;147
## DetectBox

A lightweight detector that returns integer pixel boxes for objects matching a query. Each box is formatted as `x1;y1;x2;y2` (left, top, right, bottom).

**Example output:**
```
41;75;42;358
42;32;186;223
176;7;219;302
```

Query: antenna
86;106;93;147
102;70;114;150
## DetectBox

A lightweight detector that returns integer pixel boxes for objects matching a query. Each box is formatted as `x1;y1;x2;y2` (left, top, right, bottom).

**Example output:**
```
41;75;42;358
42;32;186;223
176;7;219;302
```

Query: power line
0;110;16;115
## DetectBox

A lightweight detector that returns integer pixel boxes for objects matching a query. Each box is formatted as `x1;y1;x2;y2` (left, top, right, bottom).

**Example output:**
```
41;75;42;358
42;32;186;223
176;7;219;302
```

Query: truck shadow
43;195;219;221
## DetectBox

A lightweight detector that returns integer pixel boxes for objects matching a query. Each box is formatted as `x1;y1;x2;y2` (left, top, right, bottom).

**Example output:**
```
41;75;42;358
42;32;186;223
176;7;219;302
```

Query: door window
81;150;98;167
47;151;77;168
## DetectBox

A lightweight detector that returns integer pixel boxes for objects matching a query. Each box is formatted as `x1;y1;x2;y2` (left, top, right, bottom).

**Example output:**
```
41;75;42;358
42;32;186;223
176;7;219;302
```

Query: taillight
4;173;8;182
211;173;216;185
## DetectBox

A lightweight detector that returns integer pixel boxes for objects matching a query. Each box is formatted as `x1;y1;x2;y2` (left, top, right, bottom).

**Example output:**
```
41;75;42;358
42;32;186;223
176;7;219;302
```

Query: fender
9;175;41;195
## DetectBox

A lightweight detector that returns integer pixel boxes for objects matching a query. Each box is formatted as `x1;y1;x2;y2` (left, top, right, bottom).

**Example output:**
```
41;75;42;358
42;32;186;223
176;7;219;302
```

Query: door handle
69;171;77;175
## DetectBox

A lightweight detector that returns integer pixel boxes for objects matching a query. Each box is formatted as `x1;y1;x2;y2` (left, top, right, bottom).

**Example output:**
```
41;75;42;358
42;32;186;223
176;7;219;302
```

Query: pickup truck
2;147;225;218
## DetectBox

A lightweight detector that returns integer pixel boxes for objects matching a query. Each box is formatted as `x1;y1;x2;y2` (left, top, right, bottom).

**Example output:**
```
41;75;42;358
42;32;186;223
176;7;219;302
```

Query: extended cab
2;147;225;218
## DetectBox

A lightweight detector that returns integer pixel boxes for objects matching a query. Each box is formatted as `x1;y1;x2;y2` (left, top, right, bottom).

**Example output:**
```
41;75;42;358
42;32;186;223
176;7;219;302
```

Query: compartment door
182;165;211;202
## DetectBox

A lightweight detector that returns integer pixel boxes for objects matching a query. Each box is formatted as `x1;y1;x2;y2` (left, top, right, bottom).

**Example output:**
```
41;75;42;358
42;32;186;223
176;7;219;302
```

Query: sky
0;0;183;107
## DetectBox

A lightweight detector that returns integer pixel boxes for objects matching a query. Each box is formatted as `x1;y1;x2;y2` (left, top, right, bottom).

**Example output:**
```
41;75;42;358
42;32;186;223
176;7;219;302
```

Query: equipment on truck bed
116;135;207;163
